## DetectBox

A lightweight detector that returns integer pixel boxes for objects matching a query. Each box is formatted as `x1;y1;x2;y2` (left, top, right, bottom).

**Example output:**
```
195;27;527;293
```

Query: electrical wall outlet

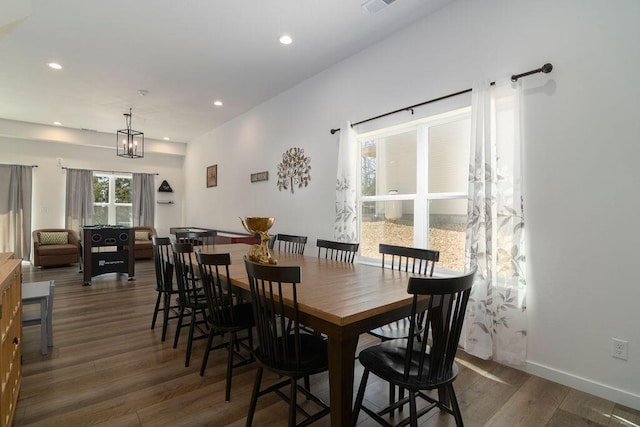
612;338;628;361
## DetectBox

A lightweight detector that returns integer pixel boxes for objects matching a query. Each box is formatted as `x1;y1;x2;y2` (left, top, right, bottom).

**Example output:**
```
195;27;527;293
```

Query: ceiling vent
361;0;396;13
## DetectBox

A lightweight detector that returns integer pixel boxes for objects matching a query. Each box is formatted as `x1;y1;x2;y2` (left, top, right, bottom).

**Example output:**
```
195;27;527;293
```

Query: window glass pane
361;141;377;197
115;177;132;203
361;130;417;196
428;118;470;193
93;176;109;203
115;206;132;226
360;200;415;260
94;205;108;225
428;198;467;272
92;174;133;226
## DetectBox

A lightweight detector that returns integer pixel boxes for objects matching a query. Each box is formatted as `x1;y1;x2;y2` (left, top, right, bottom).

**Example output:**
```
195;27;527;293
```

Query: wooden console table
0;254;22;426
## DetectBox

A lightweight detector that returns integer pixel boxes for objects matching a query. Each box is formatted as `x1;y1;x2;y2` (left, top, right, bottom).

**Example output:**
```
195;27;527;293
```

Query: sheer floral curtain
65;168;95;232
0;165;33;259
463;80;528;366
334;121;358;242
133;173;155;226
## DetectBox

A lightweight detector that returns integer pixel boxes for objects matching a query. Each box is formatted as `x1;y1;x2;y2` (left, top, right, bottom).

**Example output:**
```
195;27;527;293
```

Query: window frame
92;172;133;226
356;107;471;273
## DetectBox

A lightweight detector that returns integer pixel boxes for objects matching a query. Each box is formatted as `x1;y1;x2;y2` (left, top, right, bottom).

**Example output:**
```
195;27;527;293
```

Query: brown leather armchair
32;228;81;267
133;226;157;259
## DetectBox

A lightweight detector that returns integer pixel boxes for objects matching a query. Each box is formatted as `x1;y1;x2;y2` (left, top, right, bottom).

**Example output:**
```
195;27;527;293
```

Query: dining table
199;243;428;426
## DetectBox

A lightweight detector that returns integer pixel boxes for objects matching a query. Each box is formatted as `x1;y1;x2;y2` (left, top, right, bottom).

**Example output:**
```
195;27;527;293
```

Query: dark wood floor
14;260;640;426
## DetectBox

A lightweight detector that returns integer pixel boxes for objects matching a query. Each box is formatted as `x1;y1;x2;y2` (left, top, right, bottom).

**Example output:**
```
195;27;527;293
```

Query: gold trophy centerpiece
239;216;277;265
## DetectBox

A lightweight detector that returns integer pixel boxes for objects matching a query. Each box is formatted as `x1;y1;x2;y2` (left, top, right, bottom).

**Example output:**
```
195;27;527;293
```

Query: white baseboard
527;361;640;411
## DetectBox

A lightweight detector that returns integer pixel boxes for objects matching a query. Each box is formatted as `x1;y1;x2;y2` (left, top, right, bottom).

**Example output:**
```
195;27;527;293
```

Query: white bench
22;280;55;355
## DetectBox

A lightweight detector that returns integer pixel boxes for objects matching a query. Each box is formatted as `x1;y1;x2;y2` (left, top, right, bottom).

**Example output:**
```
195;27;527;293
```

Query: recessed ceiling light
279;34;293;45
213;100;223;107
48;62;62;70
163;137;170;141
53;121;62;126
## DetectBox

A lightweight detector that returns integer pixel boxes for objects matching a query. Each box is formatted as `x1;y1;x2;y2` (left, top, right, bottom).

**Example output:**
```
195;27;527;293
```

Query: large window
358;108;470;272
93;173;133;226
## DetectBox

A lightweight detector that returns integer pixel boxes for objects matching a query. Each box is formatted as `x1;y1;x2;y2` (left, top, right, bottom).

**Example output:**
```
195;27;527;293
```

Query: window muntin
93;173;133;226
357;108;470;273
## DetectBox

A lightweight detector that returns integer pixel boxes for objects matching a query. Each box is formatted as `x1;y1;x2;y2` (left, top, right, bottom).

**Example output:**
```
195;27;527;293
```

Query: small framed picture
206;164;217;188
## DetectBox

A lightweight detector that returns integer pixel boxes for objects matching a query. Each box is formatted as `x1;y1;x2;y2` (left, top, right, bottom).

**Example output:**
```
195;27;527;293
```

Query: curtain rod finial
330;128;340;135
541;63;553;73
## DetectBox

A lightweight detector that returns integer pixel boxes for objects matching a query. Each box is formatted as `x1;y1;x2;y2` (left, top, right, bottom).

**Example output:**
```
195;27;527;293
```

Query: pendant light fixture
116;108;144;159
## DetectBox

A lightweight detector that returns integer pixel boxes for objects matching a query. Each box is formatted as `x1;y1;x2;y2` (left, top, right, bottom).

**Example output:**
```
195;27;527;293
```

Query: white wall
184;0;640;410
0;131;185;240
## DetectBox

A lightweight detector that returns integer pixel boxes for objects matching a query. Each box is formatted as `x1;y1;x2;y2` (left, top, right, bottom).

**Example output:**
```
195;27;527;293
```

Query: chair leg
409;391;418;427
352;369;369;427
437;385;451;406
173;306;185;349
200;329;216;376
304;375;311;398
185;311;197;367
447;383;463;426
246;367;263;427
225;333;236;401
151;292;162;330
289;377;297;427
161;293;172;342
389;383;395;415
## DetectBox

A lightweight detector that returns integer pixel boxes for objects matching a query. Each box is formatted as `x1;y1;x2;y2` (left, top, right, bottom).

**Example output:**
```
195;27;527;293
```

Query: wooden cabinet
0;254;21;427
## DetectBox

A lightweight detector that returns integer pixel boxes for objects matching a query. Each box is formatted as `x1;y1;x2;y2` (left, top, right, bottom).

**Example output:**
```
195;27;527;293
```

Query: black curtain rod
0;163;38;167
330;63;553;134
61;166;158;176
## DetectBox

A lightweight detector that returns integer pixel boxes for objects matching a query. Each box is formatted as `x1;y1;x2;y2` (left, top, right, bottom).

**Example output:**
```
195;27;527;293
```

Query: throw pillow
39;231;69;245
135;231;150;241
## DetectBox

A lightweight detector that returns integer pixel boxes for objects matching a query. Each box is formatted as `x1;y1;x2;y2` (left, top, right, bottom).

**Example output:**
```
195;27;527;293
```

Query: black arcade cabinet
82;226;135;285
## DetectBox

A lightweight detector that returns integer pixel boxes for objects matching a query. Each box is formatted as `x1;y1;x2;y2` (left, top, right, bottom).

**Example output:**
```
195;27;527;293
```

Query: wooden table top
199;243;421;328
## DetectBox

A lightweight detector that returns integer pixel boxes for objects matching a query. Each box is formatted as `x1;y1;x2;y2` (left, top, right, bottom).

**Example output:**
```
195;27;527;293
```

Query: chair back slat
404;270;475;383
274;234;307;255
196;252;234;327
171;242;201;307
379;243;439;276
175;230;217;246
316;239;359;263
244;258;303;370
152;237;173;292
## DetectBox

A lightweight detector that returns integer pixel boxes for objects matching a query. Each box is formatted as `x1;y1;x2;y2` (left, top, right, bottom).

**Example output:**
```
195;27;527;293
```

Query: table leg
327;333;358;426
47;282;54;347
40;297;47;355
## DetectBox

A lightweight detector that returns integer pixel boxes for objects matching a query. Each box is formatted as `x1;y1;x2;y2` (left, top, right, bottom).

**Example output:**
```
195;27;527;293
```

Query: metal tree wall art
277;147;311;193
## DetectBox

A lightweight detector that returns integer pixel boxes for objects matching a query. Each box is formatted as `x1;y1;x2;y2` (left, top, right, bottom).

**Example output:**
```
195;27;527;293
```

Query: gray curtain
0;165;33;259
133;173;155;226
65;168;95;233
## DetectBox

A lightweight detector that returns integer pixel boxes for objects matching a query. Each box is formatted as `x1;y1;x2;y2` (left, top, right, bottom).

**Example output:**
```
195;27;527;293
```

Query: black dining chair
150;236;180;342
196;251;254;401
316;239;359;263
244;258;330;427
353;269;476;427
368;243;440;410
172;242;209;367
369;244;440;341
271;233;308;255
